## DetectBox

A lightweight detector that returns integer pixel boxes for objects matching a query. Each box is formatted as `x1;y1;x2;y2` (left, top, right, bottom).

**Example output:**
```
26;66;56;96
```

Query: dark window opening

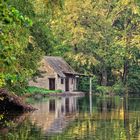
49;99;55;112
49;78;55;90
61;78;64;84
65;98;69;113
71;78;73;84
65;78;69;91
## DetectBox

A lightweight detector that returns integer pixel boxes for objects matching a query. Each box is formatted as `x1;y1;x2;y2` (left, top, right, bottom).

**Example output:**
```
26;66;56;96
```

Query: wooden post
89;76;92;115
89;77;92;94
89;93;92;115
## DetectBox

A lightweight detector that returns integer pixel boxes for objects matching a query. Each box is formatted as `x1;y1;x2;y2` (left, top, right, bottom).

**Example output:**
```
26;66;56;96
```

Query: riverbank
23;86;85;98
0;89;36;112
0;88;85;112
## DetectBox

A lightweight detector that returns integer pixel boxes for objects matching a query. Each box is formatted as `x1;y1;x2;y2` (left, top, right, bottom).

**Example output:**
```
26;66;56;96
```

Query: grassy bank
25;86;62;96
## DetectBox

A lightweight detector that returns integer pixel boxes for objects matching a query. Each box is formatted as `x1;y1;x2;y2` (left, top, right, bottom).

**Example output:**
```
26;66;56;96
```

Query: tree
0;0;42;93
112;0;140;85
48;0;140;93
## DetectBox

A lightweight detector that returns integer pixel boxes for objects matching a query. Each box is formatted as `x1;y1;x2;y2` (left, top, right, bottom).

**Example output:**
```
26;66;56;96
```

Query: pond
0;95;140;140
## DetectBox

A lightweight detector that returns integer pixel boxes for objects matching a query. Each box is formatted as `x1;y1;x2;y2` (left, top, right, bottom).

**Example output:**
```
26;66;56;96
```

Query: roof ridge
44;56;63;59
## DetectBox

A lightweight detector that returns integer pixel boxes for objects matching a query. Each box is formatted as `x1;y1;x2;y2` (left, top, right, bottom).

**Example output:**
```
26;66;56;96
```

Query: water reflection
30;96;78;134
89;93;92;115
0;112;30;137
0;95;140;140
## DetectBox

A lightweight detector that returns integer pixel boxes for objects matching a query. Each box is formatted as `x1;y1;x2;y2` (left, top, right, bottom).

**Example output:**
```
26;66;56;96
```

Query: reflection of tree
0;120;44;140
1;96;140;140
123;96;130;140
124;97;140;140
97;97;119;113
132;117;140;139
48;97;140;140
0;112;31;139
0;112;27;130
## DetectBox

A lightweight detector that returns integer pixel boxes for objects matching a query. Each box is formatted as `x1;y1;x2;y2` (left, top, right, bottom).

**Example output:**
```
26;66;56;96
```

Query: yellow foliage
121;0;130;5
131;4;139;14
0;77;5;88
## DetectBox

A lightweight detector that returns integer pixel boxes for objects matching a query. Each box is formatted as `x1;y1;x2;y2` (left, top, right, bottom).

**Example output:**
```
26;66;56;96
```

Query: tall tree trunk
122;60;129;84
101;66;107;86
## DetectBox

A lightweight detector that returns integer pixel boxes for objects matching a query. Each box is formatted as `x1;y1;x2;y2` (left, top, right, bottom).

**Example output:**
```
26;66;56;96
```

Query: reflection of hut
30;97;78;133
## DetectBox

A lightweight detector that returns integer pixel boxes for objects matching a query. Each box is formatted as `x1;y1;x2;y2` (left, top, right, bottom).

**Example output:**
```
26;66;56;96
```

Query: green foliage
0;1;29;88
1;0;140;95
94;82;125;95
78;76;98;92
127;64;140;94
112;82;125;95
25;86;62;95
50;0;140;94
78;77;89;92
96;86;112;95
0;119;45;140
8;0;35;19
0;0;43;94
30;22;55;55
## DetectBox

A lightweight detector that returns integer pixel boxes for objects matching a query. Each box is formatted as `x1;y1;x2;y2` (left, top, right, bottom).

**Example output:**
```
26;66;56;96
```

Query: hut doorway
49;78;55;90
65;78;69;91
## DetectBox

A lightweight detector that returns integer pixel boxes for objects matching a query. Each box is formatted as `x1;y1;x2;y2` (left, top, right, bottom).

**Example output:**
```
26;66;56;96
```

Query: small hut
29;56;79;92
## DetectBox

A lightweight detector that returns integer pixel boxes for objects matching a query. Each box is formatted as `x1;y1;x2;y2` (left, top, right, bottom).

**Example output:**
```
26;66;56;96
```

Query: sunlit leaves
48;0;140;90
0;1;42;92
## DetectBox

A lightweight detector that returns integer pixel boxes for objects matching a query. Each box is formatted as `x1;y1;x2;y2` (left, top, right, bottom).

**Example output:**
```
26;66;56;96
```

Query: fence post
89;77;92;94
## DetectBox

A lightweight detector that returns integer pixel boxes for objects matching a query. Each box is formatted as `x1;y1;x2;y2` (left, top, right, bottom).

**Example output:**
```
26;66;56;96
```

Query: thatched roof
44;56;77;78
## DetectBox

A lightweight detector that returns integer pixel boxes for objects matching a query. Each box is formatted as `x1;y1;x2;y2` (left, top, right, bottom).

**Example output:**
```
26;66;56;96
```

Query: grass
25;86;62;95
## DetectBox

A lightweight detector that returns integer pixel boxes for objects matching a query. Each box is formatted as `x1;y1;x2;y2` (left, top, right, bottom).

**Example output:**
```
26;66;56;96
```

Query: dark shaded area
0;89;36;112
0;112;27;135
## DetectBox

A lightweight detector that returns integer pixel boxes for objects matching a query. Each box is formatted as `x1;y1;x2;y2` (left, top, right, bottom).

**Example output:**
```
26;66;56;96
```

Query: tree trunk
122;61;129;84
101;66;107;86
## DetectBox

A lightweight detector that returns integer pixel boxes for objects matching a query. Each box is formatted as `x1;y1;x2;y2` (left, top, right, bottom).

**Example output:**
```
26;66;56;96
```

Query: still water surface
0;95;140;140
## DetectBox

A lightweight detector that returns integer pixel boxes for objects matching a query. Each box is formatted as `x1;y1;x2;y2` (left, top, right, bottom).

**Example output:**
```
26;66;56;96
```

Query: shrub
112;82;125;95
96;86;111;95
